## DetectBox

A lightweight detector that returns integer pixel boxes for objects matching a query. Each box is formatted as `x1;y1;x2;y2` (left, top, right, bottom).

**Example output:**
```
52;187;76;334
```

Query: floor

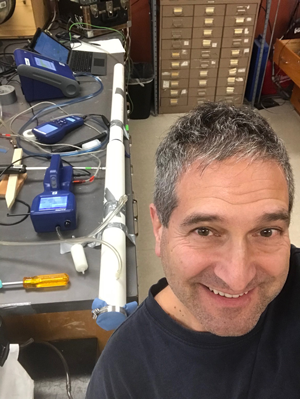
129;101;300;302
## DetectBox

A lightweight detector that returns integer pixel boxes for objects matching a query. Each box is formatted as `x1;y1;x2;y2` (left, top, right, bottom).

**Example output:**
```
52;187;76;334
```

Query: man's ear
150;204;163;257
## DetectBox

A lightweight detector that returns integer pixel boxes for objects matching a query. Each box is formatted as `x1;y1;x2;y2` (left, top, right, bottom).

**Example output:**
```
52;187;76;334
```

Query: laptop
29;28;107;76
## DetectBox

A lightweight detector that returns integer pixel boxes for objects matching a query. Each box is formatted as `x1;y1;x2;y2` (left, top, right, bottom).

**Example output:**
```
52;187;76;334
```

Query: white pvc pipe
99;63;126;306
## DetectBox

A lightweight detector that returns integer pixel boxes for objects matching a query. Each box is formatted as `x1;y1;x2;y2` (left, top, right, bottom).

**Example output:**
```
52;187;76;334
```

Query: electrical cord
0;198;30;226
19;338;73;399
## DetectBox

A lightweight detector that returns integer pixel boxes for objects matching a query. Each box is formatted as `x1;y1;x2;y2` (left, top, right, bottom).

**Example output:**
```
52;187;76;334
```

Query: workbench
0;39;138;354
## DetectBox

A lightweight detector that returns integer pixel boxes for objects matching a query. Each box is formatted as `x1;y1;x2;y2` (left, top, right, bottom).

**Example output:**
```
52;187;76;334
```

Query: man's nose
214;240;256;293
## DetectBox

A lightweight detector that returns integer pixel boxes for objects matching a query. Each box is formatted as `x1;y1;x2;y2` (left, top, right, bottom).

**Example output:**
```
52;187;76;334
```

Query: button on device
64;220;72;227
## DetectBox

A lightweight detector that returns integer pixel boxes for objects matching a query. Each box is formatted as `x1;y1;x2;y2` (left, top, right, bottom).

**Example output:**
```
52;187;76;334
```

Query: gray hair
154;102;294;227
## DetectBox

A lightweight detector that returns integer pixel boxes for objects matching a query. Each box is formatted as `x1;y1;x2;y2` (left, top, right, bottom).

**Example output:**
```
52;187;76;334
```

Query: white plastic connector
71;243;88;274
82;139;101;151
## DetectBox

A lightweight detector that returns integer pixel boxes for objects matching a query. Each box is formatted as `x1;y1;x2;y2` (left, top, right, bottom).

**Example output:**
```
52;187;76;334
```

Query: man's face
150;157;291;336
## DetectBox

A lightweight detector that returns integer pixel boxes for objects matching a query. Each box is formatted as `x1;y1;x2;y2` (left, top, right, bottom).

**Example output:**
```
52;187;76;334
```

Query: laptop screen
33;32;69;64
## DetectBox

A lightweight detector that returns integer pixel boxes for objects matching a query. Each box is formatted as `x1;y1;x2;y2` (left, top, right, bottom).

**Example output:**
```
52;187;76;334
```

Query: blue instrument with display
14;49;80;102
30;155;77;233
32;115;84;144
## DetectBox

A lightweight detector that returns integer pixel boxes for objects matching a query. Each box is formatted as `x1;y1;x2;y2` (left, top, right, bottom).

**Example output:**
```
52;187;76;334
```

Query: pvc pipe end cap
96;311;127;331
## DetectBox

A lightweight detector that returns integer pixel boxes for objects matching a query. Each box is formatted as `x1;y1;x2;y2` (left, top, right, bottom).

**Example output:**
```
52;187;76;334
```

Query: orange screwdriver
0;273;69;289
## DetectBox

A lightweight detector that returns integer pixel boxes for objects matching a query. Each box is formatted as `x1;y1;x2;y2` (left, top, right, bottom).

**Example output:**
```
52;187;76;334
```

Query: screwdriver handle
23;273;69;288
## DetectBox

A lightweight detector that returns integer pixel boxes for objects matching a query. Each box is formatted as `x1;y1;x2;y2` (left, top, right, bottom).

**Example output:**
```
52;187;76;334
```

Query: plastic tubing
0;236;122;279
16;74;104;157
88;194;128;238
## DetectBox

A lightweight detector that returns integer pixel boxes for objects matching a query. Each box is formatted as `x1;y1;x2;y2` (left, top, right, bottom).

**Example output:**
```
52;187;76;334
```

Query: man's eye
195;228;211;236
260;229;275;237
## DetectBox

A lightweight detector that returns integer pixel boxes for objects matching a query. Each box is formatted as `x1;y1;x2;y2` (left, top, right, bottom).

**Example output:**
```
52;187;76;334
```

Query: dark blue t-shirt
86;246;300;399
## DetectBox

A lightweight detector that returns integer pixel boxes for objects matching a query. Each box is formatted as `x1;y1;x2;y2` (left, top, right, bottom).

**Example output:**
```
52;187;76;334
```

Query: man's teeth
208;287;248;298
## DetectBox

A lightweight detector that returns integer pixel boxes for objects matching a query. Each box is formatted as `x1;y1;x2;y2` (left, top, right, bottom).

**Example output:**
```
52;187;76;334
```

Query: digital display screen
34;57;56;71
66;117;75;122
39;196;68;211
34;32;69;64
37;124;58;134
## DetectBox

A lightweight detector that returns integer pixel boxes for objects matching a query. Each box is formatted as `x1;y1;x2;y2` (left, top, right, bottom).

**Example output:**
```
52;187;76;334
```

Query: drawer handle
173;19;183;28
173;7;183;15
171;61;180;68
200;70;208;77
229;68;237;75
235;17;245;24
197;100;205;105
205;6;215;15
197;90;206;96
170;98;179;105
234;28;243;36
199;80;207;87
170;81;179;87
202;39;211;47
230;59;239;66
231;49;240;56
171;41;182;48
200;63;209;68
237;7;246;14
204;18;214;25
227;77;236;84
171;71;179;78
226;87;235;94
172;51;180;58
172;32;182;39
170;89;179;96
204;29;213;36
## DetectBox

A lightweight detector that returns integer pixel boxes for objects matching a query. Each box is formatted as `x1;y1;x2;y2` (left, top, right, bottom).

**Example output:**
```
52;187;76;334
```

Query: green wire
68;22;125;44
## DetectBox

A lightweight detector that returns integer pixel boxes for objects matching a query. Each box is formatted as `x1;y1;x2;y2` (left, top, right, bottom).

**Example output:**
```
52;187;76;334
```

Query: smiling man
86;103;300;399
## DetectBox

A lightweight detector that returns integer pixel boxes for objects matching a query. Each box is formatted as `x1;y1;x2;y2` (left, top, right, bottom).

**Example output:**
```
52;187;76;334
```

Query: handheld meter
32;115;84;144
30;155;77;233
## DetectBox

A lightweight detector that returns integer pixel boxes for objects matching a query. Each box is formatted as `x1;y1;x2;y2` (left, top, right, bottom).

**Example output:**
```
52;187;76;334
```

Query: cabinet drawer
217;76;245;86
163;17;193;29
194;5;225;16
162;39;191;49
216;85;244;95
189;86;216;95
161;49;191;60
191;59;218;69
191;48;220;59
161;59;190;69
218;66;247;77
193;27;223;39
215;94;243;105
224;15;255;27
160;88;188;98
160;97;188;107
161;28;192;40
162;5;194;17
223;26;254;38
222;37;252;47
226;4;257;16
192;37;222;49
189;96;215;106
221;47;250;58
193;16;224;27
190;68;218;79
161;78;189;89
219;57;248;68
161;69;190;79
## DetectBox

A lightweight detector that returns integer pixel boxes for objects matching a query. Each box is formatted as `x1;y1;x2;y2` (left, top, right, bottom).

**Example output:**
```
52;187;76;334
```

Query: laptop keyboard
70;51;93;72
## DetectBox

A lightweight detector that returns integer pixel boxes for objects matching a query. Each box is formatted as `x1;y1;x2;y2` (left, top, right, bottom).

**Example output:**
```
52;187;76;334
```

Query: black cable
0;198;30;226
62;159;91;177
0;154;51;180
19;338;73;399
2;41;28;55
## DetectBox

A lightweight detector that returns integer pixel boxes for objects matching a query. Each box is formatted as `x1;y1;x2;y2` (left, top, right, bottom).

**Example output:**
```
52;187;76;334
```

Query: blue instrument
32;115;84;144
30;155;77;233
14;49;80;102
